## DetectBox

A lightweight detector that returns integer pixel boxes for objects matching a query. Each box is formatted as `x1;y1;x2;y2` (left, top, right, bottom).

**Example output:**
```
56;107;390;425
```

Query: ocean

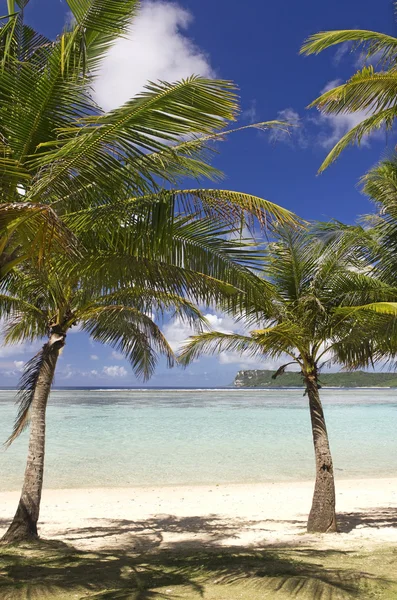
0;388;396;490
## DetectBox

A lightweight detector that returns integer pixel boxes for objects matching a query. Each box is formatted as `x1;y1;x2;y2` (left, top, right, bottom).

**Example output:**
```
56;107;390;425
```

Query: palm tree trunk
2;330;65;544
305;373;337;533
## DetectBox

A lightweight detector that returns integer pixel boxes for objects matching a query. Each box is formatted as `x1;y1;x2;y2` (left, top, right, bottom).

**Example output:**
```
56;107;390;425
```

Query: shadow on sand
337;507;397;533
62;514;291;550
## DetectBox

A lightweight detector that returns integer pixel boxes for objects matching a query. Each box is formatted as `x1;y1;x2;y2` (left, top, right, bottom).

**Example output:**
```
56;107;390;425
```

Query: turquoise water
0;388;396;490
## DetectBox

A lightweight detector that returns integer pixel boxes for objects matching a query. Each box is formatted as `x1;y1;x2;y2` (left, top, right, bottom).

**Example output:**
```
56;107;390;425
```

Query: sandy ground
1;478;396;552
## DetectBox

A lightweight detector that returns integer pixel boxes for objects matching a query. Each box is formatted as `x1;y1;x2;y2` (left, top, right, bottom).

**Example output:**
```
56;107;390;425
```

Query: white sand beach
1;478;396;552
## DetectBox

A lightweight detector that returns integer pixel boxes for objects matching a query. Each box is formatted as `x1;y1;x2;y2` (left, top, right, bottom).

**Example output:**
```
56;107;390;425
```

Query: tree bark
2;330;65;544
305;373;337;533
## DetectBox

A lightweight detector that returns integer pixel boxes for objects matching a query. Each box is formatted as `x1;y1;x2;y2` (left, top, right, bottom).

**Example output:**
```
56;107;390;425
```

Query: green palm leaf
309;68;397;114
317;107;397;172
301;25;397;170
6;343;53;446
179;331;263;365
336;301;397;316
30;77;239;201
80;306;175;380
301;29;397;64
66;0;139;72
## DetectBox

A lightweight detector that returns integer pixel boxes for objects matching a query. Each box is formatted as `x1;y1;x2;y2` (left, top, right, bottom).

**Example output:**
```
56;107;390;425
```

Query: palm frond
317;107;397;172
309;68;397;115
327;272;397;306
0;38;93;164
79;287;207;327
250;323;304;357
362;156;397;208
272;361;299;379
66;0;139;72
264;226;317;301
65;188;300;250
0;203;79;267
301;29;397;65
30;77;240;202
80;306;175;380
137;120;291;181
179;331;263;366
336;301;397;316
6;342;52;446
0;292;44;318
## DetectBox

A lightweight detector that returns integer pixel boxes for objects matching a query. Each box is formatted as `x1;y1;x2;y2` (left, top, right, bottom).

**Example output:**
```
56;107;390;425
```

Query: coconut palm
1;270;199;543
179;225;396;532
1;207;270;543
0;0;296;273
300;7;397;172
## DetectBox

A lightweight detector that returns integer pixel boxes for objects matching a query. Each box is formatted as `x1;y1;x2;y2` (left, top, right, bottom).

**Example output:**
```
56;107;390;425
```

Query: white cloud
162;313;237;353
93;1;214;111
68;323;83;334
205;313;236;333
162;312;270;369
90;355;99;360
354;50;384;70
0;359;26;377
331;43;383;69
332;43;351;66
320;79;342;94
103;365;128;378
242;100;257;124
317;111;372;149
59;363;74;380
271;79;383;154
0;339;41;359
218;352;281;370
65;10;76;29
268;108;309;149
79;369;101;378
111;351;124;360
162;316;198;352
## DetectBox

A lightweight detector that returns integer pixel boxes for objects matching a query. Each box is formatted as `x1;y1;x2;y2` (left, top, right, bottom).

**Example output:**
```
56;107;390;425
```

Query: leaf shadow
0;520;395;600
337;507;397;533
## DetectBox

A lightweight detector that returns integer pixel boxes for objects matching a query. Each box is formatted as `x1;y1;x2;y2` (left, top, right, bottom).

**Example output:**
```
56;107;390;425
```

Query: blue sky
0;0;395;386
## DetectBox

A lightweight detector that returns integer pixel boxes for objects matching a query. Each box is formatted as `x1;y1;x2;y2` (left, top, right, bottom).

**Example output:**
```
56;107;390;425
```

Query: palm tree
1;272;198;543
300;8;397;172
1;208;270;543
0;0;296;272
179;225;396;533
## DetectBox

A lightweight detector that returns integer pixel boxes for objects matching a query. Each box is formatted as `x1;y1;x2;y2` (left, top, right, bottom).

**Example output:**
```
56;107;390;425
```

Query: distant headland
233;370;397;388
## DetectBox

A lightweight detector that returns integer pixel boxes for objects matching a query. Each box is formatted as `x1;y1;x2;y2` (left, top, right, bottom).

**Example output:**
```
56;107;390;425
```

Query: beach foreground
1;478;396;551
1;479;397;599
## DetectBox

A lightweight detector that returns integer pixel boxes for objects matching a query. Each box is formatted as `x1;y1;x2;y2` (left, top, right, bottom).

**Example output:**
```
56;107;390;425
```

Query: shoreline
2;474;397;493
2;385;397;390
1;478;396;552
2;472;397;494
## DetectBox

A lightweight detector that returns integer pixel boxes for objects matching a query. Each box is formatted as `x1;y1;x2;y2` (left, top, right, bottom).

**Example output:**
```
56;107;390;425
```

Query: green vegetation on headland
1;542;397;600
234;369;397;388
